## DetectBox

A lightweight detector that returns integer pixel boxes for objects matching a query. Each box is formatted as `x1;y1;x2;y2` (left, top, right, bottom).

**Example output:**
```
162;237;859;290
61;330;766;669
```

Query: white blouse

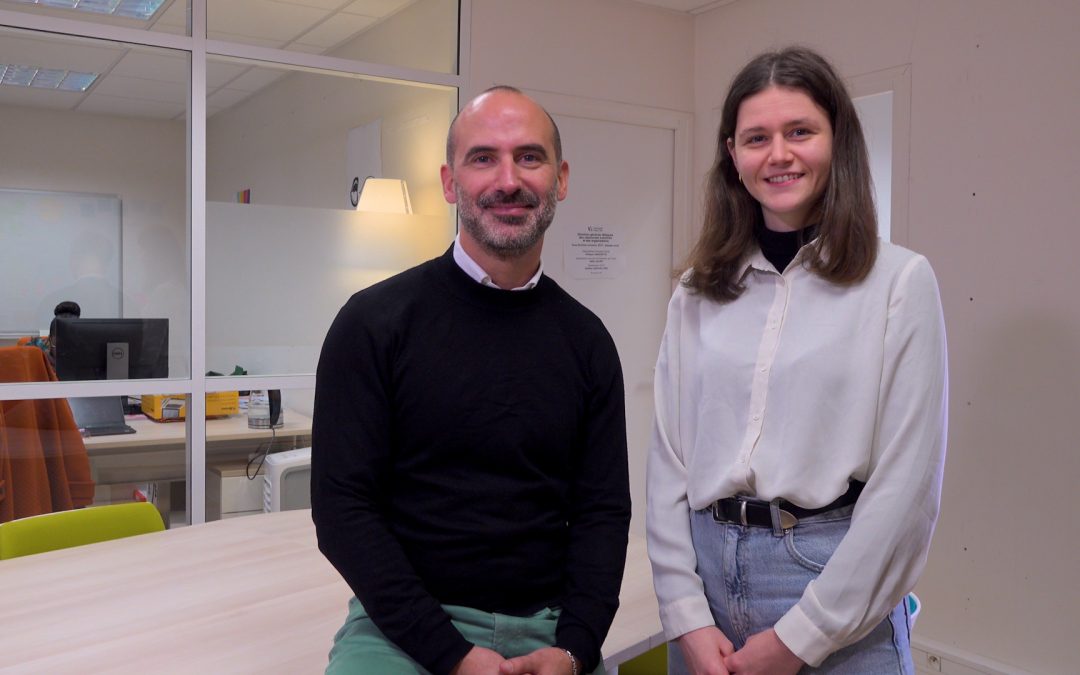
646;240;948;666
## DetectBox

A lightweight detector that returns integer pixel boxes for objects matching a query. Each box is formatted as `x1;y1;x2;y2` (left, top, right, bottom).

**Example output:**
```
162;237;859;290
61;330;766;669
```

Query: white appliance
262;447;312;513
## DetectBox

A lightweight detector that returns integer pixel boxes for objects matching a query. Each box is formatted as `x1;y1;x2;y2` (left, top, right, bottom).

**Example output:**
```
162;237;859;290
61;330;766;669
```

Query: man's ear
555;160;569;201
440;164;457;204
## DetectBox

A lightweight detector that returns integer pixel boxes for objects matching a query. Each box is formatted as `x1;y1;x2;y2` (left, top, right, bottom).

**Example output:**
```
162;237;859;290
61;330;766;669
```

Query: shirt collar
740;231;823;279
452;234;543;291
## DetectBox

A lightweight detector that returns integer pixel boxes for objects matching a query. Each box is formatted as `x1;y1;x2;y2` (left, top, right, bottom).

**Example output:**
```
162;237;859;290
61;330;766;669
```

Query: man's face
441;91;569;260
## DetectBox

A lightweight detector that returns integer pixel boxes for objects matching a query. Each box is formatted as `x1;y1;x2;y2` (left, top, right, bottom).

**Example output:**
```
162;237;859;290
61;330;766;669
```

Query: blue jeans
669;506;913;674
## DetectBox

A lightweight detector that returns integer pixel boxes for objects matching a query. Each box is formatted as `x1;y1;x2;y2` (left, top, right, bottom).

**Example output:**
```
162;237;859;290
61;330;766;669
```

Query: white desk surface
0;510;662;673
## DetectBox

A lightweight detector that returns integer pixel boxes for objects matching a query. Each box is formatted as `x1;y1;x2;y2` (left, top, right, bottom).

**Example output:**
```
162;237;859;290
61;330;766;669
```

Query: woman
646;47;947;674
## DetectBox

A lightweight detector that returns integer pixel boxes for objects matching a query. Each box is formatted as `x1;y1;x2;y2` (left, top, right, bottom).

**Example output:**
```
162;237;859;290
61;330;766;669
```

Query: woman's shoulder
870;240;942;306
873;239;935;279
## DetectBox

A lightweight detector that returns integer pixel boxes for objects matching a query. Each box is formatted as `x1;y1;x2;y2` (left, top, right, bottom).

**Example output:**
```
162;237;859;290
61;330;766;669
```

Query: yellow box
142;392;240;421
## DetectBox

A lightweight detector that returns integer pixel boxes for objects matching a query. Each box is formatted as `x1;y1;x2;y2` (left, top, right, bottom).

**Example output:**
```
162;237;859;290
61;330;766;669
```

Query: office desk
0;510;663;673
83;412;312;485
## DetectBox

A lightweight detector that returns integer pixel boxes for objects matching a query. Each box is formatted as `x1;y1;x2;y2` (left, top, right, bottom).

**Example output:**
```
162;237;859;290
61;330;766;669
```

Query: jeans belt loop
740;499;748;526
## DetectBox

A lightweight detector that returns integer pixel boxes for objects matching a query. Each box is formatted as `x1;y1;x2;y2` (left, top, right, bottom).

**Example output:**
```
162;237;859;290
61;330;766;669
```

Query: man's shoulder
325;255;449;344
342;254;442;312
538;276;618;350
540;276;602;322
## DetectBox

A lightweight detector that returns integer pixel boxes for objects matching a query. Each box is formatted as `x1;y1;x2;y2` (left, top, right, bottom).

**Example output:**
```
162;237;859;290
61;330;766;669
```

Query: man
312;86;631;675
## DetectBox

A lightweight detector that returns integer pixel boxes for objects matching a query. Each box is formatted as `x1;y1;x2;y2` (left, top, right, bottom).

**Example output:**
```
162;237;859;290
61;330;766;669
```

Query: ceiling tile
0;33;124;73
207;87;254;109
224;66;288;93
293;13;376;49
206;60;251;89
153;23;187;36
92;73;187;105
342;0;411;18
109;50;189;84
287;43;326;55
207;0;326;43
622;0;737;12
0;86;82;111
152;0;189;30
77;92;184;119
271;0;347;9
205;30;286;49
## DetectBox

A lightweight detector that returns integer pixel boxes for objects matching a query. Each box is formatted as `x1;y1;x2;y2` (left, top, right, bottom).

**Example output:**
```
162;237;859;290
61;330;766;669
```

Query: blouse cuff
773;604;840;668
658;595;716;641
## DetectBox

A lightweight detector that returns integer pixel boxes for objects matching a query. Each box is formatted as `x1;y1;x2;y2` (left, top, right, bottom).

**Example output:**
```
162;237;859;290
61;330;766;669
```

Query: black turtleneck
755;222;818;273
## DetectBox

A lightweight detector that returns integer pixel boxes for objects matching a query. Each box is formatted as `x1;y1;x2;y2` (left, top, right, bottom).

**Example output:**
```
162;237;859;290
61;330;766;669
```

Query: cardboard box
142;392;240;421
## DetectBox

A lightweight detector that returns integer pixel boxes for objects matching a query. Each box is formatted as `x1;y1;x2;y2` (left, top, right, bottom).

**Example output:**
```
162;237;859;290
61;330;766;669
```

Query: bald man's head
445;85;562;167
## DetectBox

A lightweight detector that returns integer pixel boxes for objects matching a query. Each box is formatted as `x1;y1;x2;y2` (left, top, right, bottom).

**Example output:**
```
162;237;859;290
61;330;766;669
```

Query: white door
543;113;675;534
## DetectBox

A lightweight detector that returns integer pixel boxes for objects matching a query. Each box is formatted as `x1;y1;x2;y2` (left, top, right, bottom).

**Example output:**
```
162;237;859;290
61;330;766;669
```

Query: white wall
468;0;693;110
694;1;1080;671
0;104;189;377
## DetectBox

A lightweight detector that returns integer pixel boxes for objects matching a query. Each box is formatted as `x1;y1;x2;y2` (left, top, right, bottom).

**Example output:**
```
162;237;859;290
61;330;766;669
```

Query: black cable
246;424;277;480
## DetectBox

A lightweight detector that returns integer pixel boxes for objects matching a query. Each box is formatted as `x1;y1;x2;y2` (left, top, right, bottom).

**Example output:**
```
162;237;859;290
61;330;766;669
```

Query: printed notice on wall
565;225;624;279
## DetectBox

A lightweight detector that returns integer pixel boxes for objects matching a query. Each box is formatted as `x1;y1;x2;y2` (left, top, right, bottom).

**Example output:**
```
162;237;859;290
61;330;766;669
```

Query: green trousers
326;596;605;674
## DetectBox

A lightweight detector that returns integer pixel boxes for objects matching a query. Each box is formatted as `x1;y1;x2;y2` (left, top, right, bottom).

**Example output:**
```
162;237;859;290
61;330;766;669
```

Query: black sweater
311;247;631;674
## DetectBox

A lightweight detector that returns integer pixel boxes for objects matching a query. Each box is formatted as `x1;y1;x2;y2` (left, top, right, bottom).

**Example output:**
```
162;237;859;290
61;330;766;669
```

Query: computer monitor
54;318;169;381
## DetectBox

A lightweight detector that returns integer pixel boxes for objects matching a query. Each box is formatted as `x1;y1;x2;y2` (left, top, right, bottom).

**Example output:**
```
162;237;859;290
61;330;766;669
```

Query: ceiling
0;0;737;121
0;0;417;120
629;0;737;12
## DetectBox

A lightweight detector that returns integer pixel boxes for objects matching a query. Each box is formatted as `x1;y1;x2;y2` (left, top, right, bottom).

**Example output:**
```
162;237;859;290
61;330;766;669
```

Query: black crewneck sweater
312;247;630;675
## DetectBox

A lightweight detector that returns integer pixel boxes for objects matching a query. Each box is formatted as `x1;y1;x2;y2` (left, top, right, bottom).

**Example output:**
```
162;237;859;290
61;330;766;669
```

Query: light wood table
81;411;314;453
0;510;662;673
82;411;313;485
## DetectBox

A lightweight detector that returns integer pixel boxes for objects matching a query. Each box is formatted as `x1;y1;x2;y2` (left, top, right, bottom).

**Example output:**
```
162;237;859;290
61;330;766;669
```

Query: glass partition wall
0;0;461;528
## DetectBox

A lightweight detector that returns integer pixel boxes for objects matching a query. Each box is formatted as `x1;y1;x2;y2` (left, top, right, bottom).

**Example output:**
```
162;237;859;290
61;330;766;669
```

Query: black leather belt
710;481;864;529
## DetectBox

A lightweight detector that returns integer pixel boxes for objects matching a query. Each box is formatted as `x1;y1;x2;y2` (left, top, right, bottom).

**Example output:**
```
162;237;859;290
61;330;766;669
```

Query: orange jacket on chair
0;347;95;523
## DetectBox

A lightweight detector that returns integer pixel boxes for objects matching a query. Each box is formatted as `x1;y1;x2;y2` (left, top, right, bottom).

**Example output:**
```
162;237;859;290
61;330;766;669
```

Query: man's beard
457;182;558;260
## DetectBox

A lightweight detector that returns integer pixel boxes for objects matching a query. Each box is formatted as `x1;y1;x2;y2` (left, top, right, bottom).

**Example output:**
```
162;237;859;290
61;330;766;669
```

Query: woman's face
727;85;833;232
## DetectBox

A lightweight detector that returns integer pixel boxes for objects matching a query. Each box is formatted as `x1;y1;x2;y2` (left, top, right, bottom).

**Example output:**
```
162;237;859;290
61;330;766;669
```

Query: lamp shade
357;178;412;214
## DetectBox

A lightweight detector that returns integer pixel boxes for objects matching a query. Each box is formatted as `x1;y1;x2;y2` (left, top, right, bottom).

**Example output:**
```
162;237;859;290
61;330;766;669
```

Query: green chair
619;643;667;675
0;501;165;560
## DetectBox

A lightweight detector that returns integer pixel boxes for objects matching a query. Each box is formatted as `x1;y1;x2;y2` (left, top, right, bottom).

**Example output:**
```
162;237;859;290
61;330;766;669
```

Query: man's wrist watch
561;648;579;675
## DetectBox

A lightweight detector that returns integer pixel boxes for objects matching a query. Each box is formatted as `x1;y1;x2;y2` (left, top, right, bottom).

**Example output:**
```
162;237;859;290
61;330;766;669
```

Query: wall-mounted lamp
353;177;413;214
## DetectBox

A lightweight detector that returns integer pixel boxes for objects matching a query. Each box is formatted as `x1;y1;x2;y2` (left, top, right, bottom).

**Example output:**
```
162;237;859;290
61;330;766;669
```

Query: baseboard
912;636;1033;675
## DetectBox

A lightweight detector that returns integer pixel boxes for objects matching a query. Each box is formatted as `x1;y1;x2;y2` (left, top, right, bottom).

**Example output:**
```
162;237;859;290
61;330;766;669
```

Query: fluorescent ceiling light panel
14;0;167;20
0;63;99;91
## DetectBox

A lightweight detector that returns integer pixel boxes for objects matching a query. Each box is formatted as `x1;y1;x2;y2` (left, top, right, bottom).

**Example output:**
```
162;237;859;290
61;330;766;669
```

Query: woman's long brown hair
686;46;878;301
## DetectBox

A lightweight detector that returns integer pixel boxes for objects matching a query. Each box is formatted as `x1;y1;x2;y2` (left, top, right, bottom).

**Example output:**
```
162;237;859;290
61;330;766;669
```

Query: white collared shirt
646;239;948;666
452;234;542;291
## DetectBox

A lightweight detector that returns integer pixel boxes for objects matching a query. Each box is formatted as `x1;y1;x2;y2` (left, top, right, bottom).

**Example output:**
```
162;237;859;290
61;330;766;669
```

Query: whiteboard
0;189;122;336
